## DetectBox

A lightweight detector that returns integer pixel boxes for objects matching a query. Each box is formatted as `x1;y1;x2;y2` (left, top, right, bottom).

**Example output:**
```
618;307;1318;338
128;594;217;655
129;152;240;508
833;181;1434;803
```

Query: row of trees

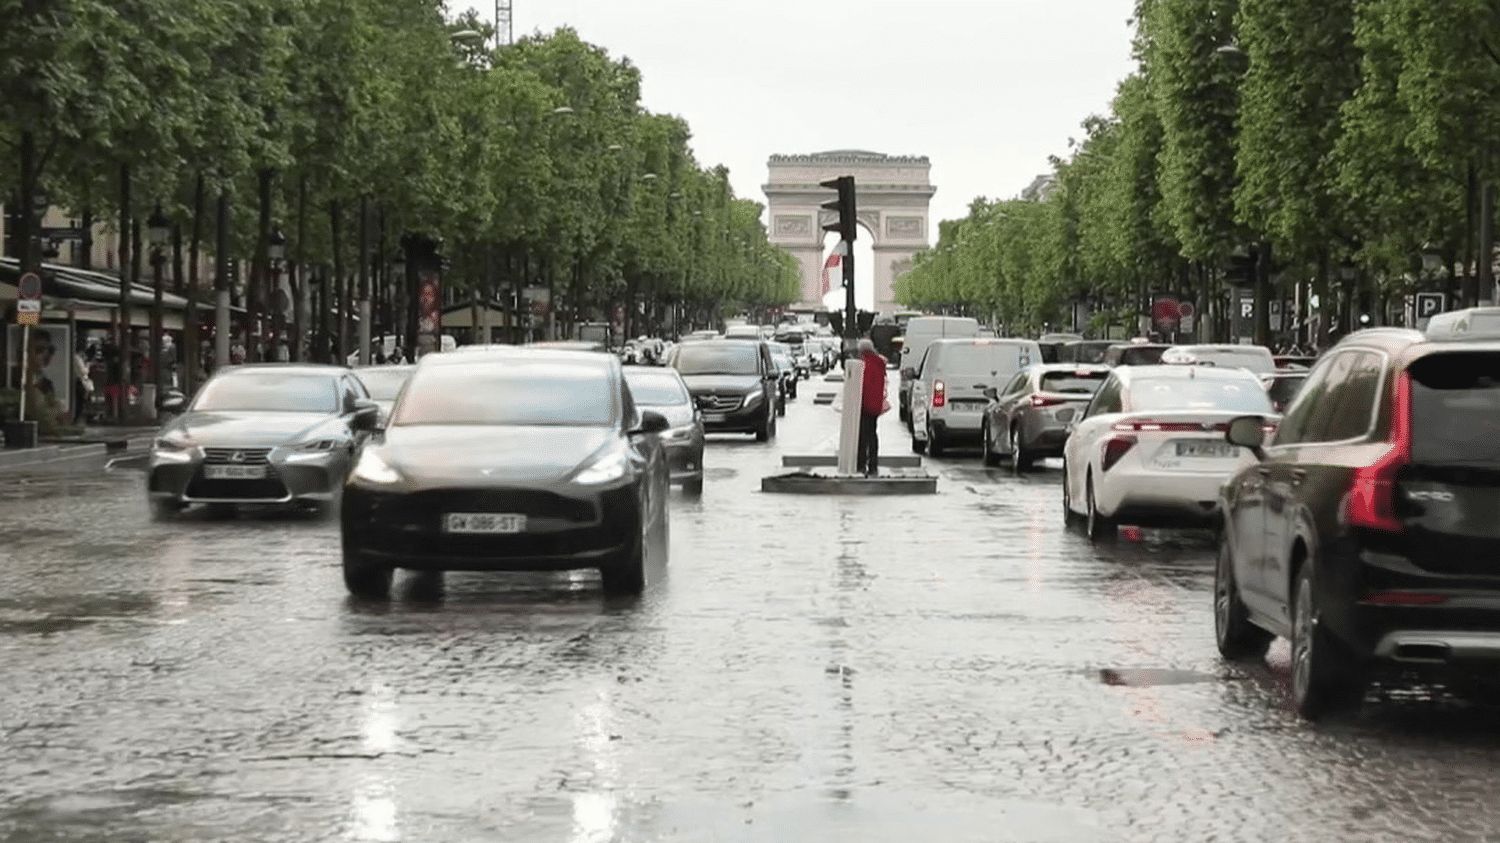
896;0;1497;346
2;0;797;396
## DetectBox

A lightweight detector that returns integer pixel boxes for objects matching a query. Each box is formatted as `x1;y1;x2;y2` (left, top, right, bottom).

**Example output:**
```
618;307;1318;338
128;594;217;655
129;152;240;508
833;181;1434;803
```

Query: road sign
40;226;84;241
17;272;41;300
1177;301;1196;320
15;272;41;326
1416;292;1445;321
1150;296;1180;333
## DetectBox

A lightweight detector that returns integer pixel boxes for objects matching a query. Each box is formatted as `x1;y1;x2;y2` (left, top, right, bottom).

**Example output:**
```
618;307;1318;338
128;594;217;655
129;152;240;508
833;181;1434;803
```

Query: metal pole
18;324;29;422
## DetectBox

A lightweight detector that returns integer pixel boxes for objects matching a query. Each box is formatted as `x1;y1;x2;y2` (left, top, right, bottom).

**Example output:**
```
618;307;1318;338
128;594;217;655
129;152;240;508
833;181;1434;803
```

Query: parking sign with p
1416;292;1445;327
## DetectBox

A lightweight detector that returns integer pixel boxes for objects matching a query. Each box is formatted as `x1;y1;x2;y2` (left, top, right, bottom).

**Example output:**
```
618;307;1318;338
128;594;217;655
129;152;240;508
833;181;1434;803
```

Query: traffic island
760;468;937;495
782;455;923;469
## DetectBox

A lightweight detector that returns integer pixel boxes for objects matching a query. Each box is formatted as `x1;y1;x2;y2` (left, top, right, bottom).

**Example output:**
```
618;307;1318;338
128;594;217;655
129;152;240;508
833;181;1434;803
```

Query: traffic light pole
819;175;858;355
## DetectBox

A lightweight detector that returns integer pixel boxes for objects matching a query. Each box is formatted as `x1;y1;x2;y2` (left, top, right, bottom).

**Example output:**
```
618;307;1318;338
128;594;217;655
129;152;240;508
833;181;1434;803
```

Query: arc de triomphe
764;150;935;313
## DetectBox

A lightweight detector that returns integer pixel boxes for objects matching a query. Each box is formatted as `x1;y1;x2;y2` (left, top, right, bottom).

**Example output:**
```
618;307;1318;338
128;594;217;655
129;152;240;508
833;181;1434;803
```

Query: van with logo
909;337;1042;456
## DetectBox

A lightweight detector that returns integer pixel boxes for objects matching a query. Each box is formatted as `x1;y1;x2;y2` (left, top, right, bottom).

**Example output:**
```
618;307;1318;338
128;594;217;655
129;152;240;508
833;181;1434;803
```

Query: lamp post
268;226;288;361
147;205;170;411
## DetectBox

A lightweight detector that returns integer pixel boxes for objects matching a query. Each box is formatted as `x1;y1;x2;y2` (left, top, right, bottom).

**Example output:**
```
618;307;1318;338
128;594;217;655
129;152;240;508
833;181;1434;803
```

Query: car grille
185;472;290;501
376;488;599;527
203;447;273;465
695;393;744;412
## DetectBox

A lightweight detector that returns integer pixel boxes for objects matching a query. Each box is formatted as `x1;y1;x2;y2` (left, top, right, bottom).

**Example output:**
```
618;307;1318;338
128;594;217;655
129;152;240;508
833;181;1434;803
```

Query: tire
601;521;646;596
776;399;786;418
1085;474;1115;542
899;404;910;424
981;421;1000;467
682;476;704;498
755;413;771;442
150;498;184;521
1012;427;1034;473
342;544;393;599
1062;460;1082;527
1291;559;1363;719
911;434;926;455
1215;540;1273;660
927;424;946;458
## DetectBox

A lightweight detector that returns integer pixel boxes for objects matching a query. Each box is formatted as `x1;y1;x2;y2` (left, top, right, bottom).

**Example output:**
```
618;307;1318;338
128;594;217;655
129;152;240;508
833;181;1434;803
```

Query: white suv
910;338;1041;457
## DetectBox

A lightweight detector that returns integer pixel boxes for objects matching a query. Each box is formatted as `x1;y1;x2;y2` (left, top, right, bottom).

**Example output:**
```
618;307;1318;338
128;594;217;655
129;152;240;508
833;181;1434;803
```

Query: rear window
938;344;1028;374
1129;377;1273;413
1040;371;1107;395
1265;375;1308;411
625;373;688;406
1409;353;1500;464
1116;346;1167;366
1065;343;1113;364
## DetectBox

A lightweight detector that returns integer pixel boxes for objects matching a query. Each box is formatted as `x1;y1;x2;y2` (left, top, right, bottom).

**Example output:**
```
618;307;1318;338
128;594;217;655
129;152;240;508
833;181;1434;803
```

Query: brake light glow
1111;420;1208;433
1031;394;1064;408
1343;372;1411;533
1101;436;1137;472
1358;591;1448;606
932;380;946;408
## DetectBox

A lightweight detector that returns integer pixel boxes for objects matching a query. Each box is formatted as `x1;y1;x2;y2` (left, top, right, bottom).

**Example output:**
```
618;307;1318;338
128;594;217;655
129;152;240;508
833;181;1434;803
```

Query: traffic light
856;310;876;335
828;311;845;336
820;176;857;243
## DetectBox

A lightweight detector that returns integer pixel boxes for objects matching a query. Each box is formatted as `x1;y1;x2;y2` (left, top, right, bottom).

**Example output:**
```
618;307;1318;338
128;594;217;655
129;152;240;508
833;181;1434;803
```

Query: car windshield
625;374;688;406
675;344;760;376
192;372;337;413
1116;346;1167;366
1129;377;1273;413
1040;371;1107;394
1409;353;1500;465
393;361;614;426
354;368;412;401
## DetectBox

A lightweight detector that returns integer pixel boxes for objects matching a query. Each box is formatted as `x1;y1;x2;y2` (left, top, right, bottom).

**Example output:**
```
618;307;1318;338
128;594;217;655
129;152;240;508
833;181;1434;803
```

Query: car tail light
1359;591;1448;606
1101;436;1137;472
1344;372;1411;533
1031;394;1064;408
932;380;946;408
1111;420;1204;433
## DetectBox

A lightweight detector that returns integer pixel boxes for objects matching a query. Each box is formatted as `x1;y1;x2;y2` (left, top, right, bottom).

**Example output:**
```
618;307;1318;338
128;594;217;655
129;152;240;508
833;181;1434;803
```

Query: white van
1425;306;1500;339
898;316;980;422
910;337;1042;456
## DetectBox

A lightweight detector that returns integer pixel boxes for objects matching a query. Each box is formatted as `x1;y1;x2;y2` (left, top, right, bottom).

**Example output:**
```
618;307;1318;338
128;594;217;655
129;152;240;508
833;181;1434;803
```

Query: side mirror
983;387;999;401
1225;415;1267;459
351;398;382;431
636;409;670;435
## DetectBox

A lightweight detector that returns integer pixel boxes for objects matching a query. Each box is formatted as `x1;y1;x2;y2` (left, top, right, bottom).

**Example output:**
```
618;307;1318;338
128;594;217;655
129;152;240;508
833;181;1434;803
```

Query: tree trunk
17;131;38;272
151;238;165;409
317;265;332;363
1464;164;1478;307
1479;182;1495;308
79;207;93;270
117;163;133;419
184;174;203;394
250;168;273;362
1253;243;1273;346
330;200;346;363
292;174;308;363
214;188;231;372
357;196;370;364
170;219;184;296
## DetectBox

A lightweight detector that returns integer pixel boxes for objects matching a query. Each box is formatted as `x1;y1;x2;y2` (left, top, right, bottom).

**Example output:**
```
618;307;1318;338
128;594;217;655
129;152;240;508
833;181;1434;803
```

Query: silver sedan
981;363;1110;470
147;365;380;518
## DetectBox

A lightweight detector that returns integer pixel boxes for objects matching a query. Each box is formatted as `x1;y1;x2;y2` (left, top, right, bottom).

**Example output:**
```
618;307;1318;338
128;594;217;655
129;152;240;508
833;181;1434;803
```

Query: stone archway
764;150;935;313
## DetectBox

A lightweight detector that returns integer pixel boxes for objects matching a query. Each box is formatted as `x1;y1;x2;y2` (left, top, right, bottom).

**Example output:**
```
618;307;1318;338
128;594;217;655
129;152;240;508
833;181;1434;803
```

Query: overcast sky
456;0;1137;240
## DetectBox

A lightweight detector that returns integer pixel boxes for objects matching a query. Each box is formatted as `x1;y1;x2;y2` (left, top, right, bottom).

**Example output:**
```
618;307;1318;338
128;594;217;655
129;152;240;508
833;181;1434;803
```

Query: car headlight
154;430;194;451
665;424;695;441
351;450;401;485
298;438;339;451
744;389;764;405
574;448;629;485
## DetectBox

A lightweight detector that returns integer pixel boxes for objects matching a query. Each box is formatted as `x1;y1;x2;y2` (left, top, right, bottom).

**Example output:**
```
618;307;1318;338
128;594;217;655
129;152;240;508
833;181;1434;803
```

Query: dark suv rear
1216;328;1500;718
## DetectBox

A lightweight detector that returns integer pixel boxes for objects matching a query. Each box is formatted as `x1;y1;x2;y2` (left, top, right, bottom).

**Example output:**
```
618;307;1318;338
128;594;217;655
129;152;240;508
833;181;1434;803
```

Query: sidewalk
0;425;158;471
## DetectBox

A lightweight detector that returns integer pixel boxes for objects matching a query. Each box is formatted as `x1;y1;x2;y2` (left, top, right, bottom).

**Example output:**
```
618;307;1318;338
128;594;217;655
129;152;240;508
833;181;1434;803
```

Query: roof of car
220;363;347;375
928;337;1038;347
1030;362;1112;373
1113;364;1261;382
421;347;614;367
1167;343;1273;353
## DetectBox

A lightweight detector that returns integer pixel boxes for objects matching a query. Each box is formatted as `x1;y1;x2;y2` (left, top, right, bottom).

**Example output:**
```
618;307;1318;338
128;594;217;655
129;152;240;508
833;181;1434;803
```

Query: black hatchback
1216;328;1500;718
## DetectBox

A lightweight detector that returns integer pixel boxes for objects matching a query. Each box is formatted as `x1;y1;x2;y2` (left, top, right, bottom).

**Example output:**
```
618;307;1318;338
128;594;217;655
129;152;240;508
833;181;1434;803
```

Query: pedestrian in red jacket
857;338;888;476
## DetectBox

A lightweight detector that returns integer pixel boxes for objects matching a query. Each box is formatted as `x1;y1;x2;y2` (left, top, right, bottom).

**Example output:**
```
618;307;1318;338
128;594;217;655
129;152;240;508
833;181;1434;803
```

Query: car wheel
927;423;946;458
755;414;771;442
899;404;910;424
777;399;786;417
1085;473;1114;542
150;498;184;521
601;522;646;596
1291;558;1363;719
981;421;1000;467
342;544;392;599
911;434;926;455
682;475;704;498
1061;460;1082;527
1012;426;1034;473
1215;540;1273;660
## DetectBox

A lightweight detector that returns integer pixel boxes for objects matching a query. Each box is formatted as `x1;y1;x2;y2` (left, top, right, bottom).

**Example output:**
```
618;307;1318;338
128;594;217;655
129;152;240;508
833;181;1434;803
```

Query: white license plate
204;465;267;480
444;513;527;535
703;413;726;424
1176;441;1236;459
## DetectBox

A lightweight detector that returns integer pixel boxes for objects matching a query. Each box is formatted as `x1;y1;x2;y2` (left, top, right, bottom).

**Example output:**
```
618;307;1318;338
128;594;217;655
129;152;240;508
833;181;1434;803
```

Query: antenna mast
495;0;514;46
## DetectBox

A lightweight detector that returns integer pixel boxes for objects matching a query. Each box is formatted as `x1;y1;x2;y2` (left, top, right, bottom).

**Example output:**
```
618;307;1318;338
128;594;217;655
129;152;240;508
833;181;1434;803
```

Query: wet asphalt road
4;375;1500;842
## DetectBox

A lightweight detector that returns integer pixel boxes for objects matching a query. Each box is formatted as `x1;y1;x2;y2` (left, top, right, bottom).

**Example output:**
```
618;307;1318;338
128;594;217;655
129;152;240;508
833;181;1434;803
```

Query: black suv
669;339;779;441
1216;328;1500;717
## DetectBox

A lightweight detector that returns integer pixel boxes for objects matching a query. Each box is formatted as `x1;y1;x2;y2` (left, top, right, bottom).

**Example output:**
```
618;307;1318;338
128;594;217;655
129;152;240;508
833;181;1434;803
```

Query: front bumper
148;446;349;504
342;482;640;572
663;438;705;482
694;396;768;433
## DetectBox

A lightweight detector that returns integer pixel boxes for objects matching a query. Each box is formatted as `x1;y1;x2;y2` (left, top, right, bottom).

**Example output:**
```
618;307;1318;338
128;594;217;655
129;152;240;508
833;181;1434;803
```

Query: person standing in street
857;338;888;477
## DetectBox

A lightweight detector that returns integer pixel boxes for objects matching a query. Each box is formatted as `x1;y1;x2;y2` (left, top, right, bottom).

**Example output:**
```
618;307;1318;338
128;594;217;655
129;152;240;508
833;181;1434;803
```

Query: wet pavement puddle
1097;667;1223;687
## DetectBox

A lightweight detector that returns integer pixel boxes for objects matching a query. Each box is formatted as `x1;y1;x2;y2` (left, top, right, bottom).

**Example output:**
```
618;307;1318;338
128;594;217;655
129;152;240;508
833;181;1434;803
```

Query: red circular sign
1151;297;1180;322
17;272;42;300
1177;301;1196;319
